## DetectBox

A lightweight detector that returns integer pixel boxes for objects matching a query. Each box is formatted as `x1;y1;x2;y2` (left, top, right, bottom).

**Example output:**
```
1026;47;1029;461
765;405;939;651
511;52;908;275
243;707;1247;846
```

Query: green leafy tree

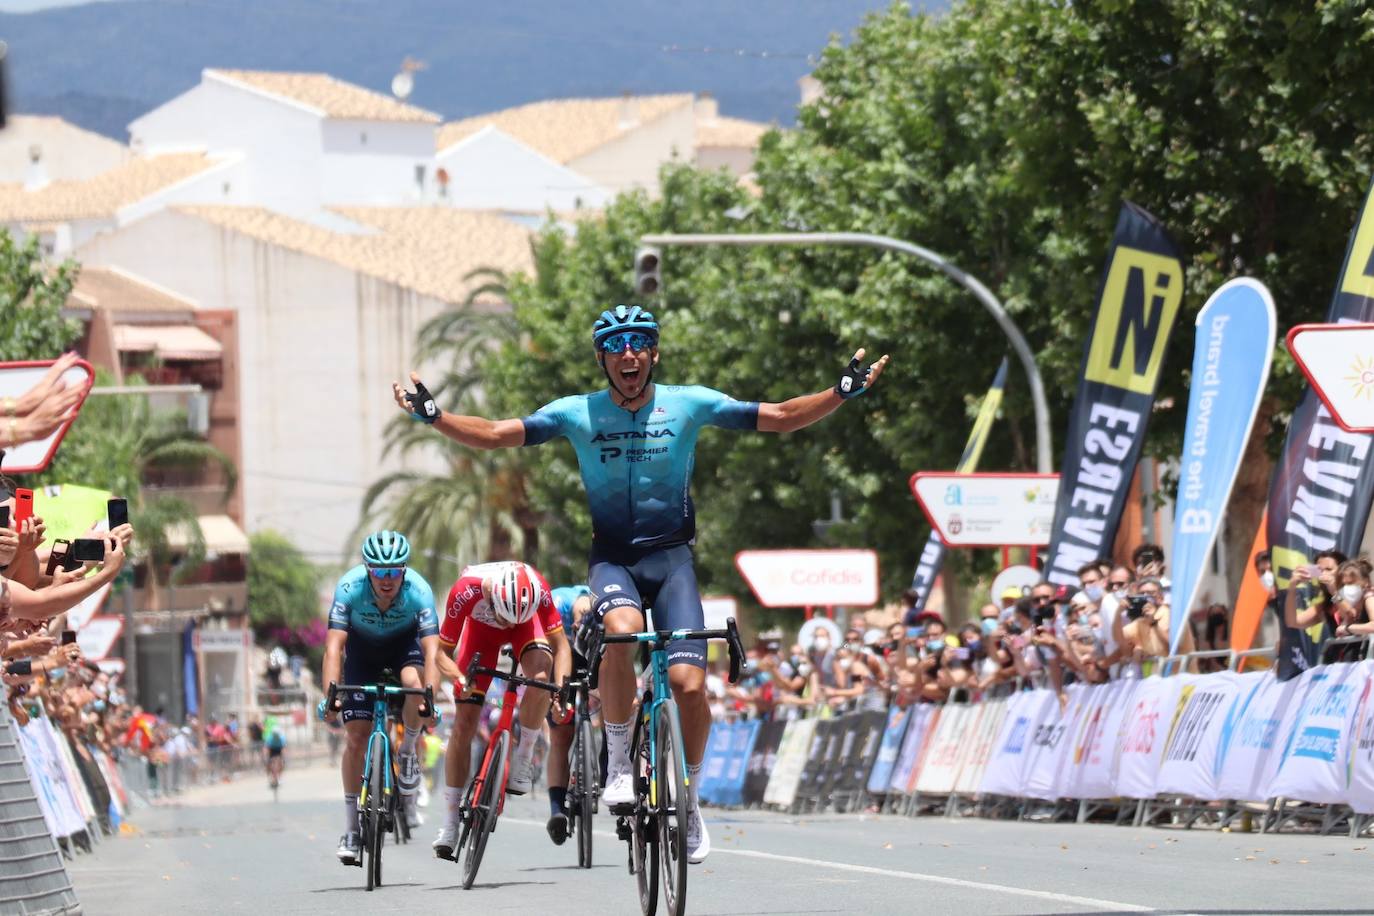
247;530;322;631
0;231;80;360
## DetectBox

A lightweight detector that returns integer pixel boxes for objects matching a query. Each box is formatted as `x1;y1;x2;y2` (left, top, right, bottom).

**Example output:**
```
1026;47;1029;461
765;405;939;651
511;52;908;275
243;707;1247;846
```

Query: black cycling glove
404;378;441;425
835;355;872;400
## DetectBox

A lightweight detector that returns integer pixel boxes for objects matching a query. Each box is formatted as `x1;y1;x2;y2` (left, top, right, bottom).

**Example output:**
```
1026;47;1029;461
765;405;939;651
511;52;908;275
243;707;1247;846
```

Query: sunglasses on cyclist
599;332;657;354
367;565;406;580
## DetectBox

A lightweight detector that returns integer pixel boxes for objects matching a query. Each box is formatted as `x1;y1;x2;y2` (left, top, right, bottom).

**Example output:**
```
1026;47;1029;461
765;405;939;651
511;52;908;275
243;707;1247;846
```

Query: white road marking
502;817;1153;912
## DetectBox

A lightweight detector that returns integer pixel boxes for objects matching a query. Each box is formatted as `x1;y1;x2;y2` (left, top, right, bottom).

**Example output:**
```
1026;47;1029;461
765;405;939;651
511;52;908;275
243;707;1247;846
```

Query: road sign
1287;322;1374;432
76;615;123;660
910;472;1059;547
734;549;879;608
701;595;738;630
0;359;94;473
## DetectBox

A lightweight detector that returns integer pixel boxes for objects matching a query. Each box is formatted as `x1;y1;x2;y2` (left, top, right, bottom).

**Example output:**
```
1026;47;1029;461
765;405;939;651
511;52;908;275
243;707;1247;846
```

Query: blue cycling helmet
592;305;658;347
361;530;410;566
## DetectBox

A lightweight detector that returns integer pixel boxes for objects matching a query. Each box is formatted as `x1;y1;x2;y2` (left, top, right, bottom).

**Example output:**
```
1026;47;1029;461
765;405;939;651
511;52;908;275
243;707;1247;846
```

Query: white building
76;204;533;561
0;115;130;184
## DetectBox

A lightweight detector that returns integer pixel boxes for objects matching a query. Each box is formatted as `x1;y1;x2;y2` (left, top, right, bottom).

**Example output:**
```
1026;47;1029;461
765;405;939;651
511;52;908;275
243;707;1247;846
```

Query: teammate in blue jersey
393;305;888;863
321;530;442;866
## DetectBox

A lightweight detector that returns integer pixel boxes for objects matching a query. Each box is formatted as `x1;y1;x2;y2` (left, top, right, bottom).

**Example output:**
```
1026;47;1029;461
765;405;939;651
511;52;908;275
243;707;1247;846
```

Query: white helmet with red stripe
489;562;543;627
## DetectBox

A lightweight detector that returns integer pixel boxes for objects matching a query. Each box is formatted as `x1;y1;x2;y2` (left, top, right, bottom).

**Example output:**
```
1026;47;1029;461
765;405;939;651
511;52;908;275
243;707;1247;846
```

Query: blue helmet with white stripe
592;305;658;347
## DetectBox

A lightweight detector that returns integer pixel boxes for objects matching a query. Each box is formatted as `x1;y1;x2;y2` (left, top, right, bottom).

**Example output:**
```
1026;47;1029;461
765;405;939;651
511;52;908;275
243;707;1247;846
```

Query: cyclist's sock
401;727;418;756
686;762;703;811
604;717;632;772
344;793;360;833
444;784;464;827
514;727;537;767
548;786;567;816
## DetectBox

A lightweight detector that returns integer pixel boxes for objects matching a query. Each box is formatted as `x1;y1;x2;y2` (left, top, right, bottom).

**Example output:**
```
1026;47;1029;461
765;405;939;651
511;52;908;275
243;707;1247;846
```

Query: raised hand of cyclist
392;371;441;424
834;348;890;400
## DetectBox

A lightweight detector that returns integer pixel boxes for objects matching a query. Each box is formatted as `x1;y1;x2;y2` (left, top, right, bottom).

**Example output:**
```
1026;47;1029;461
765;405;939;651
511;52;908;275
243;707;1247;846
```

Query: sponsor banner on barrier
697;722;733;804
1044;686;1100;801
1115;675;1189;799
1167;279;1276;653
763;718;816;809
889;704;938;794
979;690;1057;796
836;710;888;804
716;720;760;808
1267;662;1370;805
916;703;977;795
1349;665;1374;814
794;717;839;807
1044;202;1185;586
1064;679;1133;799
1214;671;1297;801
1156;672;1243;800
953;697;1009;796
866;706;912;795
16;717;87;838
742;720;787;807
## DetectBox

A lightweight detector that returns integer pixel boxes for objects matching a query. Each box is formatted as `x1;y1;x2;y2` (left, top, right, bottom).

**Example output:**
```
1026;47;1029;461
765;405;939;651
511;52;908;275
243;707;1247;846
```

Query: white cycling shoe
603;767;636;808
507;756;537;796
432;822;458;860
686;804;710;864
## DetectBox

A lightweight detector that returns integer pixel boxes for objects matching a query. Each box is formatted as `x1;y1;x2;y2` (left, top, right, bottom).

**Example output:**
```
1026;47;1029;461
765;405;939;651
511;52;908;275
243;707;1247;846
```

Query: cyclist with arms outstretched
430;560;572;859
394;305;888;863
321;531;442;866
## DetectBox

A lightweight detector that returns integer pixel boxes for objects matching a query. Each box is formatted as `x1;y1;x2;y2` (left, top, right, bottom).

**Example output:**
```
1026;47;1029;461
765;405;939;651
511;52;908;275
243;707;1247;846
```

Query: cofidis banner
1045;203;1185;586
1267;176;1374;679
1168;279;1276;652
908;358;1007;614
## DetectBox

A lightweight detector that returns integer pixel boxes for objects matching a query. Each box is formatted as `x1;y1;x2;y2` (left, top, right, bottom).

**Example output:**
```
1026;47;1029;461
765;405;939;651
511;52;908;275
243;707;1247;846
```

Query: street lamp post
638;231;1053;473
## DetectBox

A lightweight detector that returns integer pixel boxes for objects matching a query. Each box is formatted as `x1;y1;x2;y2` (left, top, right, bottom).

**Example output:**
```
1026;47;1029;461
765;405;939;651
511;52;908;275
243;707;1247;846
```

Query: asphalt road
67;760;1374;915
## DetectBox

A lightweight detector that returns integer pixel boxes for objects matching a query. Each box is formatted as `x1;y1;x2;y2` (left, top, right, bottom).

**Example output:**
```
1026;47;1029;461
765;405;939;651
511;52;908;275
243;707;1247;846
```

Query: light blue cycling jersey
327;565;440;644
522;385;759;552
551;584;593;631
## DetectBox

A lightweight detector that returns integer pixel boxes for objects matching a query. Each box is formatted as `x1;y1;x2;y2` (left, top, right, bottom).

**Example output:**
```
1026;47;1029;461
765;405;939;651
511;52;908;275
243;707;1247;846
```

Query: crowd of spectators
712;540;1374;721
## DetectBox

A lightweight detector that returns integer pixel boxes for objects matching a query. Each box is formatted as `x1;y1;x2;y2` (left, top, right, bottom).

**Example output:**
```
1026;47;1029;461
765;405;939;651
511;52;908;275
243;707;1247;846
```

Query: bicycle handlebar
463;650;563;696
586;616;746;689
326;681;436;719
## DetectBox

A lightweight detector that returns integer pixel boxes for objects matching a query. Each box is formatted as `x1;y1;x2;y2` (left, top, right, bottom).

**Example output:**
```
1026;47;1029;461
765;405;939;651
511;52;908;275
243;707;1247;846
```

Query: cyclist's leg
590;560;646;804
508;639;554;793
546;717;574;839
435;699;482;856
396;645;426;807
337;648;374;859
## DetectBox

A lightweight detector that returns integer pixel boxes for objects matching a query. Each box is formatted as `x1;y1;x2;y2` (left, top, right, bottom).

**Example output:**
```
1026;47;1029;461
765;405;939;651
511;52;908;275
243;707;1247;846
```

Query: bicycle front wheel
575;716;596;868
656;701;689;916
462;730;508;890
365;738;386;891
631;715;658;915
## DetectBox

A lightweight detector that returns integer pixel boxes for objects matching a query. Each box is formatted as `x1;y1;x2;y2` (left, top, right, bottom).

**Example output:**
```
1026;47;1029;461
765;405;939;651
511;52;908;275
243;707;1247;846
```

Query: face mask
1341;584;1363;605
980;618;998;637
1077;613;1090;626
813;639;831;653
965;639;982;655
92;700;106;712
1085;585;1103;602
1260;571;1275;590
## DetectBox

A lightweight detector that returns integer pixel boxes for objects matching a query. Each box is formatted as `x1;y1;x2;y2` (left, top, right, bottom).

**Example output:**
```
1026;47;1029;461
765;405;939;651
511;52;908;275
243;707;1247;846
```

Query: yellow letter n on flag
1084;246;1185;394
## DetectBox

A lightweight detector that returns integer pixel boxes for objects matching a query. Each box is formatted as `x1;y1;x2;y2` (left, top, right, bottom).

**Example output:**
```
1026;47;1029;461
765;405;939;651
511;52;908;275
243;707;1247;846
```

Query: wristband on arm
835;356;871;400
404;379;441;425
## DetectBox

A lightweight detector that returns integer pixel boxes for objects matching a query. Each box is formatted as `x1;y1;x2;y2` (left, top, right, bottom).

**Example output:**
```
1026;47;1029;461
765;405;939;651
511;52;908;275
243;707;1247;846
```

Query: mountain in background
0;0;947;140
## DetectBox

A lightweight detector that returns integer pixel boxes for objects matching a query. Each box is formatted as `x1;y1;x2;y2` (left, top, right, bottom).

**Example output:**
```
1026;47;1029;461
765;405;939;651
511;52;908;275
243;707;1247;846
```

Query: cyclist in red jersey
431;561;572;859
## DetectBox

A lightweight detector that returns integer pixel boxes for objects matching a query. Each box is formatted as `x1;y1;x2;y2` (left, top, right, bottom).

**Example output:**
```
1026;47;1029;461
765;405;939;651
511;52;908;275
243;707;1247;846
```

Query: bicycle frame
470;671;522;817
629;637;681;808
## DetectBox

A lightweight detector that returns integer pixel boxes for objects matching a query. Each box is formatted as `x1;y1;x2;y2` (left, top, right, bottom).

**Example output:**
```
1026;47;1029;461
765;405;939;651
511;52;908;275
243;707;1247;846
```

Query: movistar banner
907;358;1007;614
1045;203;1185;586
1168;279;1276;653
1267;175;1374;679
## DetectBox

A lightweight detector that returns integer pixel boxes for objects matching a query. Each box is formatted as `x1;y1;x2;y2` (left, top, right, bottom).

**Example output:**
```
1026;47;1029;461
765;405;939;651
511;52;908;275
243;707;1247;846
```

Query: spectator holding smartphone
1285;549;1346;642
1111;577;1196;674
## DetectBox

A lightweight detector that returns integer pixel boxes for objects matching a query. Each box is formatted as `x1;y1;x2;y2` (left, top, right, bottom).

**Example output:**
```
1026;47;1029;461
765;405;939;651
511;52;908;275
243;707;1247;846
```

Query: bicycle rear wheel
365;739;386;891
461;730;508;889
575;716;596;868
630;716;658;915
656;701;689;916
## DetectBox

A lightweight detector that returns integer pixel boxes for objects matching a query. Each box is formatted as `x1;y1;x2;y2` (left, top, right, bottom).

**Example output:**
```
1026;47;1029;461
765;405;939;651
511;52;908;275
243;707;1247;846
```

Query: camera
1125;595;1151;620
1004;620;1024;636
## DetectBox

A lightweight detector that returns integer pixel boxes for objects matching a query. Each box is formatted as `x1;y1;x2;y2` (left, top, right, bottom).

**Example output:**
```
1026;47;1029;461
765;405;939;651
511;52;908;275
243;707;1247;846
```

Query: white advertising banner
953;697;1009;795
915;704;976;795
16;717;87;837
888;704;938;794
734;550;879;607
910;472;1059;547
1155;672;1243;800
1114;675;1189;799
1023;685;1093;801
979;690;1057;796
762;718;816;808
1063;679;1137;799
1347;663;1374;814
1267;662;1370;805
1213;671;1298;802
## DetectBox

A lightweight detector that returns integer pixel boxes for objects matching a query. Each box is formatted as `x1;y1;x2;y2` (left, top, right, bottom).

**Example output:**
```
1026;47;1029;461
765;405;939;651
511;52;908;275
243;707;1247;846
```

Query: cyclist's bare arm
322;629;346;694
548;628;572;687
757;349;890;433
435;642;462;684
390;372;524;449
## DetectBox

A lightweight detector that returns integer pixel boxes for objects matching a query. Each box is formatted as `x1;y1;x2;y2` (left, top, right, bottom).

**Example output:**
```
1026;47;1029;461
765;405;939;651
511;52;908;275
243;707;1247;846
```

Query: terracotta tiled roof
69;266;197;315
697;115;772;149
207;69;440;123
436;94;694;163
176;205;532;304
0;153;217;222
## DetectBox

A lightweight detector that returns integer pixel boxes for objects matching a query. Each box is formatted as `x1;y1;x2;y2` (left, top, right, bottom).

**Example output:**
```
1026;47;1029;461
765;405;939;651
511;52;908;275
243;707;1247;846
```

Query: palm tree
354;268;541;581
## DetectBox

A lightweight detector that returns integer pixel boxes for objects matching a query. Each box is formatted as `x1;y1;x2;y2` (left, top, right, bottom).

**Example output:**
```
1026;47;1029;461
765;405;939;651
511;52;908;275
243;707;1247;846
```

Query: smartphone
70;538;106;562
61;630;76;645
107;497;129;529
13;489;32;525
0;505;8;530
1303;564;1322;577
44;539;71;576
